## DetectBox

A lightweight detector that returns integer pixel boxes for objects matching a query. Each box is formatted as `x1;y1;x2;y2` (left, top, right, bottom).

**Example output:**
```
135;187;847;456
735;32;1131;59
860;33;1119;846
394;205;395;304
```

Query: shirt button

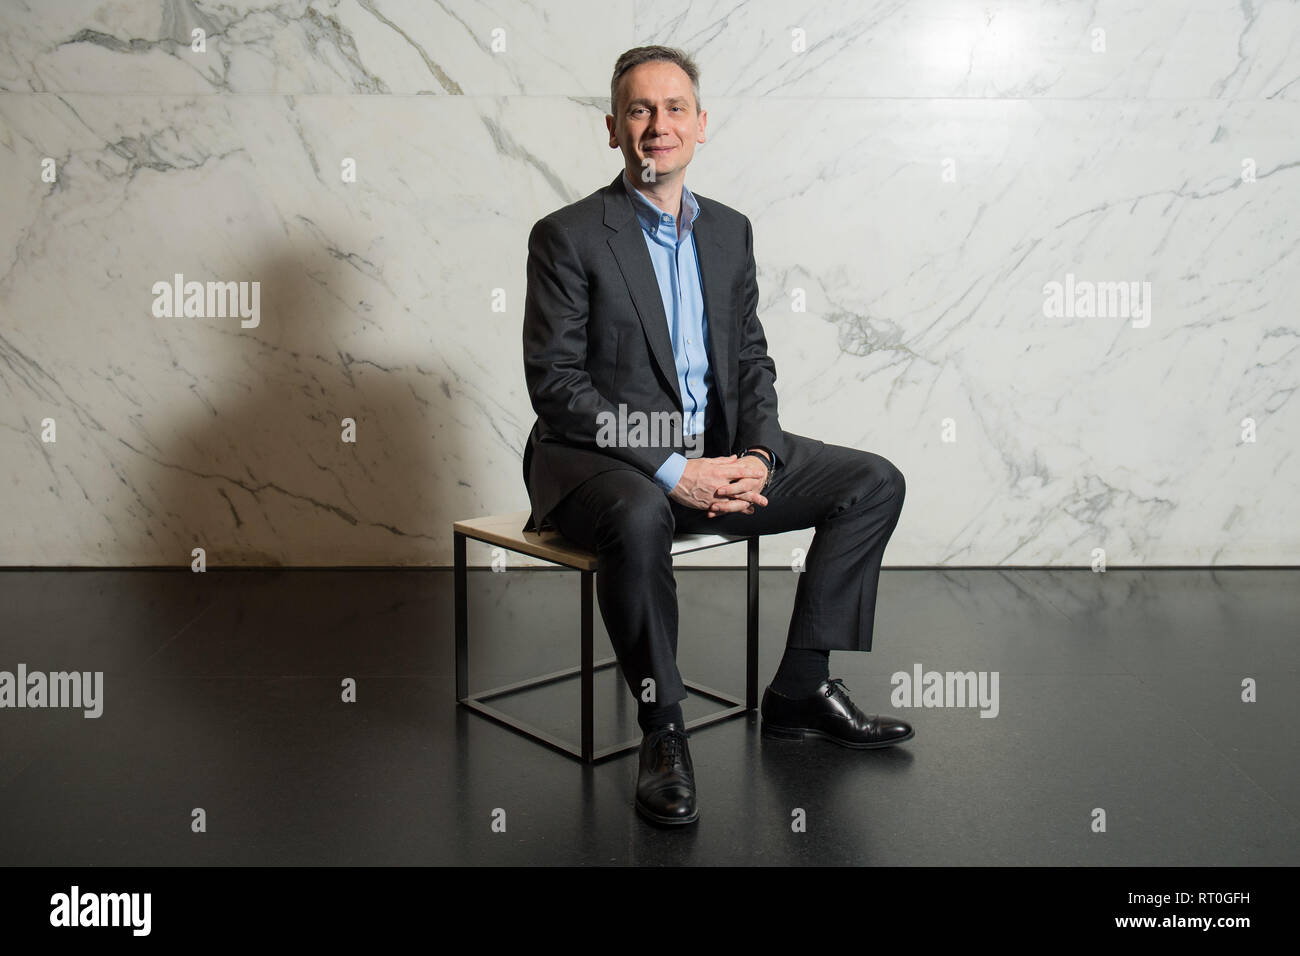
687;338;693;344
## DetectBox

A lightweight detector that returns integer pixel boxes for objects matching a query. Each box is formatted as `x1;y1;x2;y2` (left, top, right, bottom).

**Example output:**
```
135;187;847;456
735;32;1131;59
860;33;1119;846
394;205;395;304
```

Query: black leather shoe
761;678;914;748
635;723;699;826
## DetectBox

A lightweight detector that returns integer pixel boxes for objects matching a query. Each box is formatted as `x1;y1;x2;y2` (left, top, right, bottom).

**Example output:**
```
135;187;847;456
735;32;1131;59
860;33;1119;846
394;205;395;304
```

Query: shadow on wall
116;242;466;568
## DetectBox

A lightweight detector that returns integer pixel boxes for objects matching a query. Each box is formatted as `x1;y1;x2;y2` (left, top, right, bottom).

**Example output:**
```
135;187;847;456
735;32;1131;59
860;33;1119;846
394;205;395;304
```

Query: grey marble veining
0;2;1296;567
3;2;1296;99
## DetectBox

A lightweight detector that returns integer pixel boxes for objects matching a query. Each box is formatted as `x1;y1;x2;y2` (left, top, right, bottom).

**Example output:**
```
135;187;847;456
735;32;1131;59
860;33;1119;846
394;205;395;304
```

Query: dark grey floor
0;567;1296;866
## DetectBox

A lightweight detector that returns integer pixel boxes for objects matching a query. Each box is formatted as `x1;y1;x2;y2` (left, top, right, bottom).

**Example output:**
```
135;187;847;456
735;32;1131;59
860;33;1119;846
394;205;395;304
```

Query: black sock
639;700;684;734
770;647;830;697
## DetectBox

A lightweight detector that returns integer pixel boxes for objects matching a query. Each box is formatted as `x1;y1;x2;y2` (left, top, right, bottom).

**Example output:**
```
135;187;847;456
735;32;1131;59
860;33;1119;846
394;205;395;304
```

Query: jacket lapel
692;209;732;410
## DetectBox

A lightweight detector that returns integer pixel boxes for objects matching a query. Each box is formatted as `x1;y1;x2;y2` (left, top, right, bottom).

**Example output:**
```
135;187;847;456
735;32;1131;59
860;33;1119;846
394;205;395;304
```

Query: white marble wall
0;1;1296;567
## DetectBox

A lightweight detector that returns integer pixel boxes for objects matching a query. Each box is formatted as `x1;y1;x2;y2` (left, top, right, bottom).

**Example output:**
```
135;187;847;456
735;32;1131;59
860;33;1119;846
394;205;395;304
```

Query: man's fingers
708;496;759;515
719;489;767;506
713;478;768;500
717;463;765;480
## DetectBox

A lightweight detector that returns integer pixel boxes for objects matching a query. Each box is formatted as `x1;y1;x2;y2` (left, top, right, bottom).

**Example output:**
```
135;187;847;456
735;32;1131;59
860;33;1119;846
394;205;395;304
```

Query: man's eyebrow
626;96;691;107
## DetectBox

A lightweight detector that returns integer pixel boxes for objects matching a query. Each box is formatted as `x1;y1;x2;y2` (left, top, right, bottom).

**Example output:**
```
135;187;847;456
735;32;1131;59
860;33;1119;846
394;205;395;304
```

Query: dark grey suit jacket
522;170;785;532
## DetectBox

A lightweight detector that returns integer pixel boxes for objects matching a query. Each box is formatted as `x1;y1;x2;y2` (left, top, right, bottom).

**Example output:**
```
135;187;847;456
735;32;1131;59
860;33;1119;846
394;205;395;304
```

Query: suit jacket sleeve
733;215;785;467
523;215;674;477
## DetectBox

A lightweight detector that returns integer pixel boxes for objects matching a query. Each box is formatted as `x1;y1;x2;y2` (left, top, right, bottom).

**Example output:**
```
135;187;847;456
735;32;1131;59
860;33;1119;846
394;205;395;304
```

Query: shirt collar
621;169;699;238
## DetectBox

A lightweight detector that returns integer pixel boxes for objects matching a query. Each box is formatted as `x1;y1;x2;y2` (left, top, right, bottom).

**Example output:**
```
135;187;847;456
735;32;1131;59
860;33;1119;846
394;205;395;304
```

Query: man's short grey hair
610;45;702;118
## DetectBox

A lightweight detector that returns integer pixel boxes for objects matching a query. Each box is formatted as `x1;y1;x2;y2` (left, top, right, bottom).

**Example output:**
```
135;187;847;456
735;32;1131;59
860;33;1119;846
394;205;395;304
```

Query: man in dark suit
522;45;913;826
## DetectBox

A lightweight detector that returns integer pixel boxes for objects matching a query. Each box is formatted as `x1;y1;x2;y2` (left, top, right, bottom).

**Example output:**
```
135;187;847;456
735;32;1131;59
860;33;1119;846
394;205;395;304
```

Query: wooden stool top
454;509;751;571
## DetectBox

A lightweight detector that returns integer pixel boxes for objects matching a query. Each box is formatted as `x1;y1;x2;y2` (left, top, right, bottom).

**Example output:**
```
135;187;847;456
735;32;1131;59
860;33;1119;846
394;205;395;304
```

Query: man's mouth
644;145;675;153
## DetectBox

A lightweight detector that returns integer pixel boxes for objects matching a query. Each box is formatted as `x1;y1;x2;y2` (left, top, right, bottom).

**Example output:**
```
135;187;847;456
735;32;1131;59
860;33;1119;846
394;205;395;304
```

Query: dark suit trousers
547;430;906;708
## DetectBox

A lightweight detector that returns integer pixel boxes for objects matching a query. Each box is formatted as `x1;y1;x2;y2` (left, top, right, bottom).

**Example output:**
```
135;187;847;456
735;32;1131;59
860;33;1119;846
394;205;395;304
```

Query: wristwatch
739;448;774;490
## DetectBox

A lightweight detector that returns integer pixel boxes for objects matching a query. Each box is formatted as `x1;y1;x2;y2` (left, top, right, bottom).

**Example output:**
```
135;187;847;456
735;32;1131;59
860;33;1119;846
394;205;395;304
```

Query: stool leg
581;569;594;762
455;532;468;701
746;536;759;710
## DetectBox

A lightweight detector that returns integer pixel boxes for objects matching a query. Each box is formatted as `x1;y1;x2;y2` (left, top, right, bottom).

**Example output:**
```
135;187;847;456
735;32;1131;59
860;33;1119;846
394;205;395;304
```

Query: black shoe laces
825;677;850;697
656;729;686;769
825;678;868;721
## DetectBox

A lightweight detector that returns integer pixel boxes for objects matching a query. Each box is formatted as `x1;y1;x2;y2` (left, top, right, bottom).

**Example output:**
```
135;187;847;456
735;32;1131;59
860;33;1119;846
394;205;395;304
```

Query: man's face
607;61;707;183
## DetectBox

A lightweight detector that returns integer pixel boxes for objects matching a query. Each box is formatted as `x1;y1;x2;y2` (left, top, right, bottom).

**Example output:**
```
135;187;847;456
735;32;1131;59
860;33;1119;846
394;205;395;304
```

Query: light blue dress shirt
621;170;714;493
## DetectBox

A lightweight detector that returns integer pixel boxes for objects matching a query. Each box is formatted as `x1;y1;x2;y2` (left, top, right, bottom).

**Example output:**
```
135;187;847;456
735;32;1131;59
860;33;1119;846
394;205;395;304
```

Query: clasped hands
668;450;771;518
